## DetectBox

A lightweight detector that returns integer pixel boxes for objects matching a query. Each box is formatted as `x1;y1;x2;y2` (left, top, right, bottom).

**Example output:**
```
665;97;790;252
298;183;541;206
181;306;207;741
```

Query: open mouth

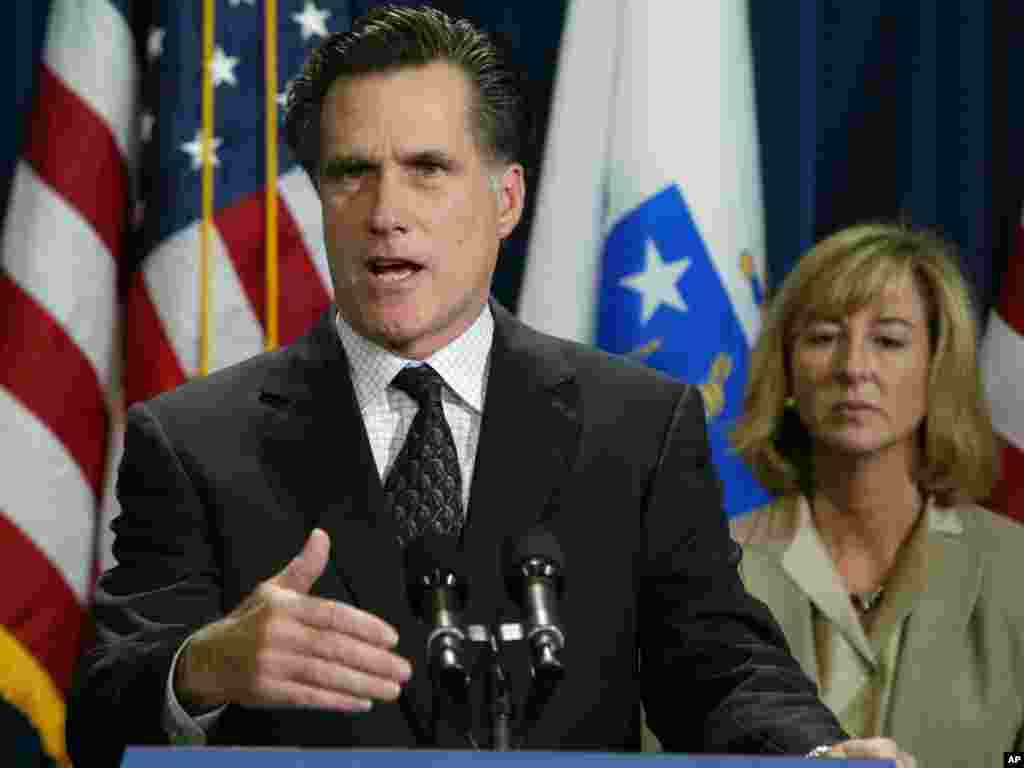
368;259;423;281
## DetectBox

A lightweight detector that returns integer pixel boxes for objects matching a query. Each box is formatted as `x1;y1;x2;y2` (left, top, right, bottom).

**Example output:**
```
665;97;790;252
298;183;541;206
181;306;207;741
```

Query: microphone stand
487;631;513;751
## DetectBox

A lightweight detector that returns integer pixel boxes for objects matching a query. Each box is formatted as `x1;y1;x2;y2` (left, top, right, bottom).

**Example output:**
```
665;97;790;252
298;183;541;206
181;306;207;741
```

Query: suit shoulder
730;496;796;551
139;344;288;414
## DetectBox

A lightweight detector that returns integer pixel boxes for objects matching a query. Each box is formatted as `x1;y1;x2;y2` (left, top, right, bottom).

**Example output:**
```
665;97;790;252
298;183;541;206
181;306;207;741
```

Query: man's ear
495;163;525;239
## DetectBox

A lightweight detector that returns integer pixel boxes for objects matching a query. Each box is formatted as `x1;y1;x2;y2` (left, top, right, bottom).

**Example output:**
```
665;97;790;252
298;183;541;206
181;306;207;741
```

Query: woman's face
788;274;932;464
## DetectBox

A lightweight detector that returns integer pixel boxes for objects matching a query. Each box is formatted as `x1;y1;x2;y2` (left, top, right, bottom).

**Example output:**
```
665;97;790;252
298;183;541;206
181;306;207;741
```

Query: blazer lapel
258;311;431;744
887;504;980;741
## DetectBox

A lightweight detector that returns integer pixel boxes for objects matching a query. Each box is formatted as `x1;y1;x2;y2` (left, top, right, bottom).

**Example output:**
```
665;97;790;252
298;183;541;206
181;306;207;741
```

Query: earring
784;396;796;409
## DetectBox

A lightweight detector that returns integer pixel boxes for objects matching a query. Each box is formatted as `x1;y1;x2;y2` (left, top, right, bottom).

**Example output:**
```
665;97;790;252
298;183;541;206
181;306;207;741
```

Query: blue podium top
121;748;893;768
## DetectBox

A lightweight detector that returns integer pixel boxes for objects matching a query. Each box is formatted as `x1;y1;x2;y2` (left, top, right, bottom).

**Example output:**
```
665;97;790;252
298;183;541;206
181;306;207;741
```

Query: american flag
0;1;369;762
982;207;1024;523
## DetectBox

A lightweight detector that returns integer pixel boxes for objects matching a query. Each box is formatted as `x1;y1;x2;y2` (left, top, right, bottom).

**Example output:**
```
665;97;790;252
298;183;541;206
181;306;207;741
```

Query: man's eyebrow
321;153;377;174
402;148;455;166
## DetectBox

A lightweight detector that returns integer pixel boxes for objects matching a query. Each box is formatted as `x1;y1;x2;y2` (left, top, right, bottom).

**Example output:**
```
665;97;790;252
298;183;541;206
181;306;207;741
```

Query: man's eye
415;162;445;176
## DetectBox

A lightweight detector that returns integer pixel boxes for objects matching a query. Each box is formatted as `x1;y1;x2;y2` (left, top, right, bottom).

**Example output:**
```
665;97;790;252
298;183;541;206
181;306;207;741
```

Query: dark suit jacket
68;303;845;765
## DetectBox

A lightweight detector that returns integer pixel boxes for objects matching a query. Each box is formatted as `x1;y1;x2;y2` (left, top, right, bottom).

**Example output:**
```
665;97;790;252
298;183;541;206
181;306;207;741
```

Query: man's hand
825;737;917;767
174;528;412;713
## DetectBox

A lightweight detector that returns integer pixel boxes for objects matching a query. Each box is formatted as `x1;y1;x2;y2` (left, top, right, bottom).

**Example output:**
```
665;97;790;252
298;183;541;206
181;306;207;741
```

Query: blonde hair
732;222;997;504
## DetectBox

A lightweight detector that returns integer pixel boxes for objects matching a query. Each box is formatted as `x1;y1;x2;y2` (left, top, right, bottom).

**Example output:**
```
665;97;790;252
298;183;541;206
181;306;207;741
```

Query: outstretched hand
175;528;412;713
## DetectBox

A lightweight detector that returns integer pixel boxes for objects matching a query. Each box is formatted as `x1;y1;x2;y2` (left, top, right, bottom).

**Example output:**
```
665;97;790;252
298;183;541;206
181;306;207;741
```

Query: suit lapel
456;304;581;742
257;311;430;743
460;303;580;629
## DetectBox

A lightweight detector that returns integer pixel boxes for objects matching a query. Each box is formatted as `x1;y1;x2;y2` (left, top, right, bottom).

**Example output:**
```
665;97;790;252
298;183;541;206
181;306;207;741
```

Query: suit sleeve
67;402;227;767
639;384;847;754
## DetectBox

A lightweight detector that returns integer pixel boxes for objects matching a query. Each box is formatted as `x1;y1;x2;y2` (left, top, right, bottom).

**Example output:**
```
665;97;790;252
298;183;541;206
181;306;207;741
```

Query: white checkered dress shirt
334;306;493;511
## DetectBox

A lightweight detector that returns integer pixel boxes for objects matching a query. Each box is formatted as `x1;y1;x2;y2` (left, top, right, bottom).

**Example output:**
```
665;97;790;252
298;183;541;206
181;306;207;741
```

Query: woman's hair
732;222;997;504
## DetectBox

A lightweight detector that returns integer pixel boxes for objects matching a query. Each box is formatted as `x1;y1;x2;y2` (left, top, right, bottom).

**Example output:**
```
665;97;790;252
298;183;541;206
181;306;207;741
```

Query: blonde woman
732;223;1024;766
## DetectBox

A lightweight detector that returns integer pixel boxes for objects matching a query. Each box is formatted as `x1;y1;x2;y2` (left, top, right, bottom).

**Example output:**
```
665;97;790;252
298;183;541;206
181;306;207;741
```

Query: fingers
288;592;401;650
266;616;412;688
830;738;917;768
255;646;406;704
273;528;331;594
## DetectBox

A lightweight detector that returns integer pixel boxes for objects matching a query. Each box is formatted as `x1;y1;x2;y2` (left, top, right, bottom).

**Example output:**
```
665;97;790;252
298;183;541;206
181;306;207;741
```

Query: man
68;6;914;766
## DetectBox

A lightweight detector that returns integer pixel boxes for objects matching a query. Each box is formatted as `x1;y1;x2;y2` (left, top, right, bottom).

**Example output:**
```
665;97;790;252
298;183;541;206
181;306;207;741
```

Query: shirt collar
334;305;493;413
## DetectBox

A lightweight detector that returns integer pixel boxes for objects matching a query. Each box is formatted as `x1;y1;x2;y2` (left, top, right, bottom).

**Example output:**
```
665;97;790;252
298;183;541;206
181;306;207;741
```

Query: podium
120;748;894;767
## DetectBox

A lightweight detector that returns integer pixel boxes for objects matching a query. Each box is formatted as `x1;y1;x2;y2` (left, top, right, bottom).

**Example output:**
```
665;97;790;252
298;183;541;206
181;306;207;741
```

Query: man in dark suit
68;5;915;766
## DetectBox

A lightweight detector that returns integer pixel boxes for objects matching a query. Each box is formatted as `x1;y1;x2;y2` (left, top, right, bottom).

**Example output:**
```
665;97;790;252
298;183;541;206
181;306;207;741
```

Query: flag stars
209;46;240;87
620;239;690;324
147;27;165;61
181;131;223;170
228;0;256;5
292;1;331;41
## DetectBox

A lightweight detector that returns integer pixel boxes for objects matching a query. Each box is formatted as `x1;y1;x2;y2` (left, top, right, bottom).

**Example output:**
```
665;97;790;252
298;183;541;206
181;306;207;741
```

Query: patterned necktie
385;365;465;546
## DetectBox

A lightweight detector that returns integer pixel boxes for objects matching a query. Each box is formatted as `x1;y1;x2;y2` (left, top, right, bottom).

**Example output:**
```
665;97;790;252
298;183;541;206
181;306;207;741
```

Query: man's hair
283;4;525;181
731;222;998;505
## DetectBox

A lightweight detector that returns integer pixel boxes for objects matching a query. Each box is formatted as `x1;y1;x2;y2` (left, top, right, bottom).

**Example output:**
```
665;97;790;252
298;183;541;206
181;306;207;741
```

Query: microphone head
502;527;566;599
404;532;466;618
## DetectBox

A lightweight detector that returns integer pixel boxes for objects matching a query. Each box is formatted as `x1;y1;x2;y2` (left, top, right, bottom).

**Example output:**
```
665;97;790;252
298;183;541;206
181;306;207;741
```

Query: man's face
317;60;524;359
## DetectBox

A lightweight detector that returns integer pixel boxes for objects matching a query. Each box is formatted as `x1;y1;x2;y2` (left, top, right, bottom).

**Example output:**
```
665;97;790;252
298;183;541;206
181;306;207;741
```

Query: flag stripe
0;275;108;502
993;442;1024;523
124;272;188;406
23;65;129;260
216;190;332;344
278;169;333;295
983;312;1024;449
44;0;137;161
0;514;85;696
998;220;1024;334
142;220;264;379
3;165;118;392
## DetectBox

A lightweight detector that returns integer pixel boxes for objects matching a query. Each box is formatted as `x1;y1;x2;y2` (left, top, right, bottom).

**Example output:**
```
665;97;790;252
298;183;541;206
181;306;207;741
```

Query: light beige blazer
731;496;1024;767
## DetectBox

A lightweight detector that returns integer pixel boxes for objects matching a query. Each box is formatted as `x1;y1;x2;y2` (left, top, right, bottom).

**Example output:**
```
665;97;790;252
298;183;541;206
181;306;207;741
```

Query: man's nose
367;169;408;235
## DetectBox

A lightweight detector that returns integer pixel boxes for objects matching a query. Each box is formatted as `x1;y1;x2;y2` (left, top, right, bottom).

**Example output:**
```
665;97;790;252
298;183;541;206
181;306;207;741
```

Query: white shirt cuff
163;634;227;745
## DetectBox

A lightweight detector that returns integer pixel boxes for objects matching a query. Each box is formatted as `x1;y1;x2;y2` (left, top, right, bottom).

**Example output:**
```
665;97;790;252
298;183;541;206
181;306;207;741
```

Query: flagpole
264;0;280;351
199;0;216;376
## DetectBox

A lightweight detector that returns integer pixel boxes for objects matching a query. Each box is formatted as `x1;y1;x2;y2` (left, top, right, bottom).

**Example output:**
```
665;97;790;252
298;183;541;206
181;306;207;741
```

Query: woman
731;223;1023;766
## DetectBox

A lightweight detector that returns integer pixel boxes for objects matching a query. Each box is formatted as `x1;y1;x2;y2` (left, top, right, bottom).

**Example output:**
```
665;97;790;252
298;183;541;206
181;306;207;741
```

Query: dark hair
283;4;524;181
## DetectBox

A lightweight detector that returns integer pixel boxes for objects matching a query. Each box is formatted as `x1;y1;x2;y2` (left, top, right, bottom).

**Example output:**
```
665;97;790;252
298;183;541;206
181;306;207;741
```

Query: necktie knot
391;364;445;408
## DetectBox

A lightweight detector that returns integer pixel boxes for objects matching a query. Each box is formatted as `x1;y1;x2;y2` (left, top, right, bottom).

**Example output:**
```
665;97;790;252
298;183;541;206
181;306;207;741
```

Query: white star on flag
292;1;331;41
147;27;164;61
228;0;256;6
181;131;223;170
619;239;690;324
210;46;239;87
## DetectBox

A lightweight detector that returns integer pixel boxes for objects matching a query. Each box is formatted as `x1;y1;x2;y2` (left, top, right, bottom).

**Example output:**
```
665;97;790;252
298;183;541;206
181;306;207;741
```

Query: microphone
404;533;471;697
502;527;567;684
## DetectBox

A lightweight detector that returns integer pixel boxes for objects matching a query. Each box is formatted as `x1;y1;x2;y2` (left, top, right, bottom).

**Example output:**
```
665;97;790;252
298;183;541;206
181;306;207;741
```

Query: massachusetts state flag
520;0;770;517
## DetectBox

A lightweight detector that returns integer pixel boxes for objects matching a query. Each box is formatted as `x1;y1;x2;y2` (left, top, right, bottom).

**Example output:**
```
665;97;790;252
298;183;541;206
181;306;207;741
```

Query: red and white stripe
981;208;1024;523
0;0;137;697
123;166;333;407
